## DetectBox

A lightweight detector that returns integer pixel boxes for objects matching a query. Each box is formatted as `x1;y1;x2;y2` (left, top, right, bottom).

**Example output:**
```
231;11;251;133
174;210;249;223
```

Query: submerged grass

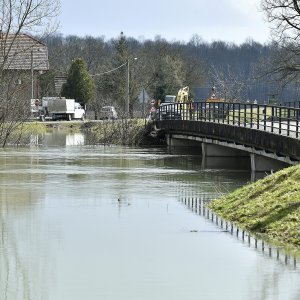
208;164;300;251
22;122;48;134
0;122;48;146
81;119;160;146
20;119;158;146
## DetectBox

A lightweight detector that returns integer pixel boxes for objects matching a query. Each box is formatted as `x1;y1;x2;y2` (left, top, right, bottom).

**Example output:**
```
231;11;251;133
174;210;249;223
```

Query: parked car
99;106;118;120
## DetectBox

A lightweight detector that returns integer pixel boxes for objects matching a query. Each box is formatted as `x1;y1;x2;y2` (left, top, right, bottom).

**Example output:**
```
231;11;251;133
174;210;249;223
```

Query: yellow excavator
159;86;193;120
176;86;194;119
177;86;189;102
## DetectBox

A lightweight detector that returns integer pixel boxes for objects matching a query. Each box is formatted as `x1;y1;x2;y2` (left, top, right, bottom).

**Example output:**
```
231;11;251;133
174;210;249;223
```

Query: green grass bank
208;164;300;252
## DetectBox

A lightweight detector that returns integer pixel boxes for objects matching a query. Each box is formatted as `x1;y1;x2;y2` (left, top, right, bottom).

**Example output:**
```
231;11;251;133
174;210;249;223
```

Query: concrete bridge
155;102;300;172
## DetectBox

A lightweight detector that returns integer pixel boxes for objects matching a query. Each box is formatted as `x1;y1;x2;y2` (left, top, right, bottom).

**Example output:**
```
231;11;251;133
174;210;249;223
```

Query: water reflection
168;146;251;171
180;196;300;260
42;131;85;146
0;131;299;300
0;179;54;300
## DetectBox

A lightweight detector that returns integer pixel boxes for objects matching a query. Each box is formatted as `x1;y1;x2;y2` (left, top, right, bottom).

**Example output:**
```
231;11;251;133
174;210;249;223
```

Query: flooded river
0;131;299;300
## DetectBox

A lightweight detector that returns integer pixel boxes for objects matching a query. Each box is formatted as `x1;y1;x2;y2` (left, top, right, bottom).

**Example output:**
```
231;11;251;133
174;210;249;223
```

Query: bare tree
257;1;300;90
0;0;60;146
210;65;248;102
255;42;300;86
262;0;300;44
0;0;60;38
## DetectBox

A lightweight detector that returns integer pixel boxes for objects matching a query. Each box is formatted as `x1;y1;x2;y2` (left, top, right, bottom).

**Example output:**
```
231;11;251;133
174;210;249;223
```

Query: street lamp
126;57;137;116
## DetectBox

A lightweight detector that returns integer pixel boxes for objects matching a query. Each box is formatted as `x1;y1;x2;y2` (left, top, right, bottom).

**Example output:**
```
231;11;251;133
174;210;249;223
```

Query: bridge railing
157;102;300;139
280;101;300;108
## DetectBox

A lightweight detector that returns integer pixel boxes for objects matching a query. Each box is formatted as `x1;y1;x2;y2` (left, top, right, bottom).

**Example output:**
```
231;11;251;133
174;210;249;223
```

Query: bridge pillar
201;156;250;170
201;143;248;157
201;143;250;170
250;153;289;172
166;134;291;172
166;134;201;148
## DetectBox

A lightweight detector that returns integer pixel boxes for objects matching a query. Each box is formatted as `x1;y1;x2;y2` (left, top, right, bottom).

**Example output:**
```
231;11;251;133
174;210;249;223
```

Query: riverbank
31;120;83;132
208;164;300;252
7;119;161;147
80;120;162;146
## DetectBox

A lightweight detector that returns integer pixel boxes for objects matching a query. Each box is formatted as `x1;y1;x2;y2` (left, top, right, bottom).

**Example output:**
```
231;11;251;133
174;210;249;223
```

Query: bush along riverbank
0;122;48;147
81;119;164;146
208;164;300;253
13;119;163;147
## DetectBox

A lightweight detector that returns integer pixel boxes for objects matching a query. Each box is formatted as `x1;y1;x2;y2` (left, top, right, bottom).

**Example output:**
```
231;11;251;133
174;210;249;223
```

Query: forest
40;32;300;117
1;0;300;145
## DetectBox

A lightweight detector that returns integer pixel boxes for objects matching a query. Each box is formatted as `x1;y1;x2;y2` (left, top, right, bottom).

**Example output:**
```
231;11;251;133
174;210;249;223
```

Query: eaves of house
0;33;49;71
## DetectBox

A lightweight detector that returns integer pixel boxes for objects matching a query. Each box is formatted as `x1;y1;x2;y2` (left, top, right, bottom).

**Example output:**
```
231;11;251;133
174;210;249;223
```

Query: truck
159;94;179;120
47;98;85;121
159;86;191;120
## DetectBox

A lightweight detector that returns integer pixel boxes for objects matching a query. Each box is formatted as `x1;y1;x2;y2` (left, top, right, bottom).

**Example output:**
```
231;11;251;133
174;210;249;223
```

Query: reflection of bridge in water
156;102;300;172
178;195;298;269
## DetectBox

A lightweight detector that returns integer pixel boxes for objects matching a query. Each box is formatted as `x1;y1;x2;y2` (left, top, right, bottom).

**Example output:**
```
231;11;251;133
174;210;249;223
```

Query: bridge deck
156;102;300;163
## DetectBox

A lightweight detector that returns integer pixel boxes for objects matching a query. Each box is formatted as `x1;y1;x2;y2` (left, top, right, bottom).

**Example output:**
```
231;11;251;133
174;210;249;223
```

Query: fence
179;197;298;269
157;102;300;139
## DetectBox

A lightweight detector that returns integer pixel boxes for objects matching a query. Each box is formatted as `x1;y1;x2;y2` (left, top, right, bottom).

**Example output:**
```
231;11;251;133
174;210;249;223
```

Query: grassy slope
208;164;300;250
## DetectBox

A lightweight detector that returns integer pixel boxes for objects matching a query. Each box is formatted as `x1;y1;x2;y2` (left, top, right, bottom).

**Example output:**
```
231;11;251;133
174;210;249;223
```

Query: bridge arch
155;120;299;172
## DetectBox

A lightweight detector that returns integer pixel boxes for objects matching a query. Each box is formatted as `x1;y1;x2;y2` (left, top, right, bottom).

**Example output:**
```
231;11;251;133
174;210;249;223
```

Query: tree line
1;0;300;145
42;28;300;118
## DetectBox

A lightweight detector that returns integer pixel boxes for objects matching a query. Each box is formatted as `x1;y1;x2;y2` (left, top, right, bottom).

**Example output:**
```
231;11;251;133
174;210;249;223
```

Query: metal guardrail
157;102;300;139
281;101;300;108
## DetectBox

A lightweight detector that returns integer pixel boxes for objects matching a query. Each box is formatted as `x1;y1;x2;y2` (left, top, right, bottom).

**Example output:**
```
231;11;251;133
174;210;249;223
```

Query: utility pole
126;59;130;115
31;49;34;99
126;57;137;117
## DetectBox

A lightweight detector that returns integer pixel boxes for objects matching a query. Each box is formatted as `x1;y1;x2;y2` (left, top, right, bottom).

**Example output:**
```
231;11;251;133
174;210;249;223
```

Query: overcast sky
58;0;271;44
